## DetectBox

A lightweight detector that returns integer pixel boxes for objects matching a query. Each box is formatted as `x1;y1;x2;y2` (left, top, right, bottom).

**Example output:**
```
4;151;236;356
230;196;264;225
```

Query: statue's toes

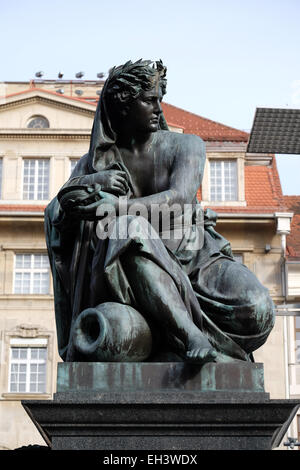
186;347;217;364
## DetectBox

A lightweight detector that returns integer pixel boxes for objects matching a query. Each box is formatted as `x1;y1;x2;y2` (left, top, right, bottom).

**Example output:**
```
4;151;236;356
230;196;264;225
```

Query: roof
1;87;249;143
284;196;300;260
245;157;285;209
161;102;249;142
247;107;300;154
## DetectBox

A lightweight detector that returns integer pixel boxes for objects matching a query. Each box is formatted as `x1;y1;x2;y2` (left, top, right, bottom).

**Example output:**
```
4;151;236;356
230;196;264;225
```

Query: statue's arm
61;170;129;196
69;135;205;221
55;154;130;219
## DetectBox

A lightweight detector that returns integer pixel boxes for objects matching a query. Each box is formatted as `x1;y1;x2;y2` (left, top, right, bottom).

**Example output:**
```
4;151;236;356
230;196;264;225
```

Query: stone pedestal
22;362;300;450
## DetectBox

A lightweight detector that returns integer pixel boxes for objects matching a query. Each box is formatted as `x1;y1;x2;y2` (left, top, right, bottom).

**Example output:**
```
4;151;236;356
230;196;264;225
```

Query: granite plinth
22;362;300;450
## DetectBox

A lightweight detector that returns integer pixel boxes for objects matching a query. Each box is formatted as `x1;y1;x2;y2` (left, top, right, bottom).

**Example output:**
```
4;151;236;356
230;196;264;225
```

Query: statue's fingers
114;177;129;190
112;181;127;193
112;179;125;188
114;170;128;179
73;201;102;213
111;187;127;196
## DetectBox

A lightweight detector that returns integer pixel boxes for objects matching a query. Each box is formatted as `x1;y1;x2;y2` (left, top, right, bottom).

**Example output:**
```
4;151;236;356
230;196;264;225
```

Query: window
70;158;79;175
210;160;238;202
0;158;2;198
23;158;49;200
14;254;50;294
9;346;47;393
27;116;49;129
295;317;300;363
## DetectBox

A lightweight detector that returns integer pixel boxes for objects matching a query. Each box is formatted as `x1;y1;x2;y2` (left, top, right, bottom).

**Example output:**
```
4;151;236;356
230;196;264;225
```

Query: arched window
27;116;49;129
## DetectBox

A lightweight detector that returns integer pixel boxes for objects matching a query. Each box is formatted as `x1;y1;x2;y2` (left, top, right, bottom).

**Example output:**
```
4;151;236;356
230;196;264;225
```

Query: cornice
245;153;274;166
0;130;90;140
205;141;248;152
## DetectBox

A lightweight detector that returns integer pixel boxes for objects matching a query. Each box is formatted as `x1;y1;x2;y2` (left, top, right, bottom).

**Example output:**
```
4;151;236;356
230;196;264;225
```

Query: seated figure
45;59;275;364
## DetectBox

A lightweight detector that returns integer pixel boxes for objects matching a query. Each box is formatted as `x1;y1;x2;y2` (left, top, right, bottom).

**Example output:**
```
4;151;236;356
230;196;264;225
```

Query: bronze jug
72;302;152;361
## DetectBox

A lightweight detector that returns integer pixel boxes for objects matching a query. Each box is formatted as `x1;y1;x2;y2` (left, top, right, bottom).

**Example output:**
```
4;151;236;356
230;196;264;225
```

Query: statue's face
125;85;163;133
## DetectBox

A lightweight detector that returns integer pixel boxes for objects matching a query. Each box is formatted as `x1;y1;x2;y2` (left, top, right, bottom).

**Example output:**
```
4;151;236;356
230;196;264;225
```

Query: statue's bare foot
185;347;217;364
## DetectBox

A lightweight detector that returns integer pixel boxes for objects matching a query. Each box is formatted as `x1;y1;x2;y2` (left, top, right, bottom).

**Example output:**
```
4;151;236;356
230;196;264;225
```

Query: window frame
209;159;238;202
2;327;54;399
13;253;50;295
200;152;246;207
27;115;50;129
8;343;48;394
22;158;50;201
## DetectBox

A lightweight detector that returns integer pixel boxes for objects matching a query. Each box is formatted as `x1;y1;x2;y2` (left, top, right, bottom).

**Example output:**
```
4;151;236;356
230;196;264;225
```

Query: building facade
282;195;300;444
0;80;297;449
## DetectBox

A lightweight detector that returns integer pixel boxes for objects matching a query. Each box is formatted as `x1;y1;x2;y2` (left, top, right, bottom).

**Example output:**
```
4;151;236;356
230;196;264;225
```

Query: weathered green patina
56;362;267;394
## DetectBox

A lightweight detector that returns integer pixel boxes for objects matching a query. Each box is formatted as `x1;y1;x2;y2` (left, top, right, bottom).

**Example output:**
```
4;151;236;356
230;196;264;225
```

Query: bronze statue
45;59;275;364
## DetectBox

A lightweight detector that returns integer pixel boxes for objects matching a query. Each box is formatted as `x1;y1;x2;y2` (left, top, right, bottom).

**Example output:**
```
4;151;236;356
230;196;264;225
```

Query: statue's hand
72;191;118;221
94;170;129;196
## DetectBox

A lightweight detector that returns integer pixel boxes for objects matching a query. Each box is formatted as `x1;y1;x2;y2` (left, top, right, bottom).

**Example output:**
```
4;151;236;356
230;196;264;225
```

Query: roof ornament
75;71;84;79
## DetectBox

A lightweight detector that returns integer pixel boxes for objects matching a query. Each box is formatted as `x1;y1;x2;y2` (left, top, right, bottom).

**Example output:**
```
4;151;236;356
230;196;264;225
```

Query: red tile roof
245;157;285;208
161;102;249;142
284;196;300;260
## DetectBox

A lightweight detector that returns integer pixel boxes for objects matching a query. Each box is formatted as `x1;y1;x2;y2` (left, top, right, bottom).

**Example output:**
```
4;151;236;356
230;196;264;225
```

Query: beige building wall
0;310;60;449
1;139;90;202
0;102;93;130
0;218;61;449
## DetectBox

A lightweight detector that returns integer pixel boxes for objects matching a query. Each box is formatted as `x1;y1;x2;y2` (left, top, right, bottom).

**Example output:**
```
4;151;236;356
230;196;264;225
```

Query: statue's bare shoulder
153;130;206;191
157;130;205;160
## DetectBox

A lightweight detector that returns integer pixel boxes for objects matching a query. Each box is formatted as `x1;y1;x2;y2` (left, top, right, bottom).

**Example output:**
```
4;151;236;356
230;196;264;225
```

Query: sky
1;0;299;194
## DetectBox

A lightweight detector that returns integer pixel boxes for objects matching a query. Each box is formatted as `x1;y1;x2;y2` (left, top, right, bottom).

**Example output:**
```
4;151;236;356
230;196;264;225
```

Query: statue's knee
245;286;275;335
256;288;274;320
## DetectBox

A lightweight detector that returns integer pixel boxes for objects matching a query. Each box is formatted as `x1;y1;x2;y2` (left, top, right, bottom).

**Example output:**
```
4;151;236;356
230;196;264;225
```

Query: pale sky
1;0;299;195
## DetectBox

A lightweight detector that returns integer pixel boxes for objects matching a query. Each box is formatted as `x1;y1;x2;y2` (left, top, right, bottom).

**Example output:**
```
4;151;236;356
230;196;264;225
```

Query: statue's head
89;60;168;160
105;59;167;111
